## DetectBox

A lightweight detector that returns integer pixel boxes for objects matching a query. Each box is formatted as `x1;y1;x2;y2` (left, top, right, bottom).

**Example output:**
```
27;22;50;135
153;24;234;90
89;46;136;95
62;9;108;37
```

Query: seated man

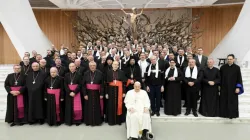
124;82;152;140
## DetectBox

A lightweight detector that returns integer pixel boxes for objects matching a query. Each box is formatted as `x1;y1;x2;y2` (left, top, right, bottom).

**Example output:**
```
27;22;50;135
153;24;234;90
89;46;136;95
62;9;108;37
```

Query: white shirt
198;55;202;63
138;60;149;78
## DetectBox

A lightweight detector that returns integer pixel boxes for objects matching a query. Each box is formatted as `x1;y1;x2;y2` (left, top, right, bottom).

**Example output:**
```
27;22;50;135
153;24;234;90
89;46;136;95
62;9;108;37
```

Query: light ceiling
29;0;245;9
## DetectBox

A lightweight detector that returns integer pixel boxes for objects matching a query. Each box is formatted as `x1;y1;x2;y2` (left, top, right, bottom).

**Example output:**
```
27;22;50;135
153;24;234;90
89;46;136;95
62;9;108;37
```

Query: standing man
75;59;86;76
21;56;31;75
124;82;152;140
175;48;187;70
64;63;83;126
40;59;50;76
55;58;67;77
124;56;142;91
199;59;220;117
164;60;183;116
82;62;104;126
183;59;202;117
105;61;127;125
30;50;37;64
138;53;149;89
145;56;165;116
44;67;64;126
220;54;243;119
194;48;208;70
5;65;27;126
26;62;47;124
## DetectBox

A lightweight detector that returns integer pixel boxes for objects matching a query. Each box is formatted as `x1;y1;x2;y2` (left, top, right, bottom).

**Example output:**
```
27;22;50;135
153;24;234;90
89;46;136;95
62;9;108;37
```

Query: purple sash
10;86;24;119
47;88;61;122
86;84;104;116
68;84;82;121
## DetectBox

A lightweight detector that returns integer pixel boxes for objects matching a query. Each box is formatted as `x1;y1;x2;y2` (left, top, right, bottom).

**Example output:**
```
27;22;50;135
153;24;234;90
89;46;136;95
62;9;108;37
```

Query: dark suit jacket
194;55;208;69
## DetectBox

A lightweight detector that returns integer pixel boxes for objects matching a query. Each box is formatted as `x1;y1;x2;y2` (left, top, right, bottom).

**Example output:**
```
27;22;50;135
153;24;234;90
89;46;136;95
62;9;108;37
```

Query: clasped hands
84;95;103;100
10;91;20;96
146;86;164;92
168;77;175;81
129;108;149;114
208;81;215;86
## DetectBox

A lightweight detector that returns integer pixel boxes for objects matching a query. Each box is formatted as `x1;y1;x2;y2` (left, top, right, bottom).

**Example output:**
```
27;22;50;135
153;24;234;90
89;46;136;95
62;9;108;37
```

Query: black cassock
164;68;183;116
44;76;64;125
76;66;87;76
105;70;127;125
64;72;83;125
26;70;47;122
21;64;32;75
4;73;28;124
82;70;104;126
124;64;142;91
199;67;220;117
220;64;243;118
40;67;50;76
56;66;67;77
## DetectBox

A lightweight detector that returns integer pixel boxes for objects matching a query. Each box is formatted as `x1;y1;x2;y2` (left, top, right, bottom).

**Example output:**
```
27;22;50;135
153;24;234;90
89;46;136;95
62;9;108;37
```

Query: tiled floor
1;122;250;140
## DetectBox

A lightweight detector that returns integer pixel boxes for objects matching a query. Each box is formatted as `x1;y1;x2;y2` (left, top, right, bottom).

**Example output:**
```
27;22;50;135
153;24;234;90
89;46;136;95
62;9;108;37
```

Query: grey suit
195;55;208;69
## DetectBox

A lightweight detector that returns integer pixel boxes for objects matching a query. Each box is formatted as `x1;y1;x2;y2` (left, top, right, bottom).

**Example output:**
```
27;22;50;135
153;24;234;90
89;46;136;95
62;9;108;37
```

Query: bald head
32;62;40;71
207;58;214;68
50;67;58;77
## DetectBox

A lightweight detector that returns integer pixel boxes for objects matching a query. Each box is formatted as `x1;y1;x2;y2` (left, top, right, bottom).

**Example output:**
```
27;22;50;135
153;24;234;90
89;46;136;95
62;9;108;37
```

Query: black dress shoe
19;123;24;126
156;112;160;117
29;122;34;125
39;120;44;125
76;123;81;126
56;123;61;126
193;112;198;117
151;112;155;116
185;111;190;116
10;123;16;127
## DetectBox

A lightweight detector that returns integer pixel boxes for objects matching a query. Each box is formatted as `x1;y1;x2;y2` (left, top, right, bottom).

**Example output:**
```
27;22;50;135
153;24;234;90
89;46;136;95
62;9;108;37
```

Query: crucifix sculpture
121;7;144;40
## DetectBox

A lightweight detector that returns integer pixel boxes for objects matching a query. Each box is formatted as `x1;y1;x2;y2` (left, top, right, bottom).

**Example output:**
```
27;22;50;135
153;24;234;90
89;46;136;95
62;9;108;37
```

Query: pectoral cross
50;87;53;89
15;81;18;85
33;81;35;84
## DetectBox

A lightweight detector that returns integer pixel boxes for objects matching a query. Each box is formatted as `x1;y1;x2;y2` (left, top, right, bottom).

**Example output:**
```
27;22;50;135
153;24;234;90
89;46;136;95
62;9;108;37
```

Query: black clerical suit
145;62;165;115
183;67;203;115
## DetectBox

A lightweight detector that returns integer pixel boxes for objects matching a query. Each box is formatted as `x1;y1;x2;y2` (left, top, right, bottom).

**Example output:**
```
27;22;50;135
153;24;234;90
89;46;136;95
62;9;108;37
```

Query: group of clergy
4;40;244;130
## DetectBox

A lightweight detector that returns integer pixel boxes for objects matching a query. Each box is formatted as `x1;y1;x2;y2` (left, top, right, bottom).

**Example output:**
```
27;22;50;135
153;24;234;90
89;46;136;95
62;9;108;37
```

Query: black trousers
186;86;199;112
149;85;161;112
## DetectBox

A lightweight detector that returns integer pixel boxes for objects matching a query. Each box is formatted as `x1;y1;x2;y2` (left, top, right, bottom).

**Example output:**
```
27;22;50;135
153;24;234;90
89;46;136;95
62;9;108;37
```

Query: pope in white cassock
124;81;152;140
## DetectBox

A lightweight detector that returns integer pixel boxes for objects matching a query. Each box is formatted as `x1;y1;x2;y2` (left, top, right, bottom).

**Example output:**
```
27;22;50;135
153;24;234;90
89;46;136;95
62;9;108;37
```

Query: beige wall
192;5;243;56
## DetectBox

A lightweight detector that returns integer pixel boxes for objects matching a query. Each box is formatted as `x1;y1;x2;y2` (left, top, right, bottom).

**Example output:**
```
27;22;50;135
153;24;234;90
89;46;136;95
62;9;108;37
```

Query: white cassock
124;89;152;139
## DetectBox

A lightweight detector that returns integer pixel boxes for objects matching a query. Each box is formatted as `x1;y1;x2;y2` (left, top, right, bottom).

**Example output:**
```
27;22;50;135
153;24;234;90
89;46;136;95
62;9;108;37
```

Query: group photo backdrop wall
0;5;243;64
